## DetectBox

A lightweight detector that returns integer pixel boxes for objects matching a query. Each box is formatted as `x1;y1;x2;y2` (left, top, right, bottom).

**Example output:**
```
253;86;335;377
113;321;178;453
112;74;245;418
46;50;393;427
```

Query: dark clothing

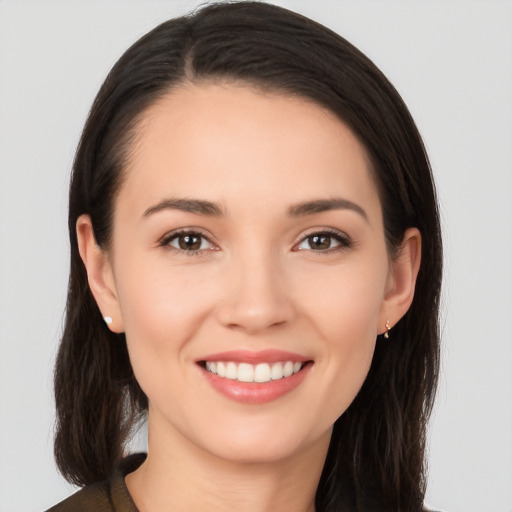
46;454;145;512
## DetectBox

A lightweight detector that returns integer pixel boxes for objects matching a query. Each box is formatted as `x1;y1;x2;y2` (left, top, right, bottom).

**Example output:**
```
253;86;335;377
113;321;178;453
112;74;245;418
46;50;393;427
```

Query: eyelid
292;227;352;252
158;228;218;254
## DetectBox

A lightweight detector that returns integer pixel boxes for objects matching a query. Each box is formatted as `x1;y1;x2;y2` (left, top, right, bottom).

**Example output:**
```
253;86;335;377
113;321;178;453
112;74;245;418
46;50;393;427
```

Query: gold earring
104;316;113;325
384;320;391;339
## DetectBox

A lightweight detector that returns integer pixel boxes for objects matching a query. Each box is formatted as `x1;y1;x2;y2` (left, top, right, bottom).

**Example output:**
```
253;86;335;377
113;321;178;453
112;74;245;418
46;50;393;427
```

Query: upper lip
197;349;311;364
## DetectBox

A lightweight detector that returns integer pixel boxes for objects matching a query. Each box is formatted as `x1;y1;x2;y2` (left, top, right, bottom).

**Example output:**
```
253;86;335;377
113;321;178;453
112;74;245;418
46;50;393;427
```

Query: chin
196;421;333;466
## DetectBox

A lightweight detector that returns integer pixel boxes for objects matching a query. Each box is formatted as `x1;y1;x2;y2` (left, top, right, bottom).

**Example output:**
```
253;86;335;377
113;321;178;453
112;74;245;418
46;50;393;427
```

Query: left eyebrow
287;198;368;221
143;198;224;218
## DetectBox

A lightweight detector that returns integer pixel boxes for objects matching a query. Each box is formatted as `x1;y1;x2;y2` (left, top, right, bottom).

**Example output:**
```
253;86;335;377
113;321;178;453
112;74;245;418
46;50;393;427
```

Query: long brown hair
54;3;442;510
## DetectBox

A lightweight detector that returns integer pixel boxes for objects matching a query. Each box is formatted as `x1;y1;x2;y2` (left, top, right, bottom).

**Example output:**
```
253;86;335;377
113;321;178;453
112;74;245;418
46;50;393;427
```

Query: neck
126;412;330;512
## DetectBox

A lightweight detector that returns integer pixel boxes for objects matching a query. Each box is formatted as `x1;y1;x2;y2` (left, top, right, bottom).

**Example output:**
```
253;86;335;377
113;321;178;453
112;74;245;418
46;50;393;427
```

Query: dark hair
54;2;442;511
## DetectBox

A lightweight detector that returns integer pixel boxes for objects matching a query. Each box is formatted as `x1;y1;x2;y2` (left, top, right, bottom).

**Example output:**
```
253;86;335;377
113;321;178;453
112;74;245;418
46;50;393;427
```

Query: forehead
118;82;381;220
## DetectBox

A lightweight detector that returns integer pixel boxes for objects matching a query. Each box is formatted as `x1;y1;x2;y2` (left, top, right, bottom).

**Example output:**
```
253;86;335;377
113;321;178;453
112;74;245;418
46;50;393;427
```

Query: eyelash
294;229;352;253
159;228;352;256
159;229;216;256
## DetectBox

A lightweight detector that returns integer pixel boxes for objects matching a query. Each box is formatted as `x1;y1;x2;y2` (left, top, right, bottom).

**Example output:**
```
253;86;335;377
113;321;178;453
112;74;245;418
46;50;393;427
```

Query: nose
215;250;296;334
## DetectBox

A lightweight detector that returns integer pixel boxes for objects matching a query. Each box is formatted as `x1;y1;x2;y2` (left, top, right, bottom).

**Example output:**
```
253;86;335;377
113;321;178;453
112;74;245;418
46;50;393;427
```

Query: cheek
113;257;217;374
116;252;215;330
295;259;387;340
295;262;386;416
115;265;216;411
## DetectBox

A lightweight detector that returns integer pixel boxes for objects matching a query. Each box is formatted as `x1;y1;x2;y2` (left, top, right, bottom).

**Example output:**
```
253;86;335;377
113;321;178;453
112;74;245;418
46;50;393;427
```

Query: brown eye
164;231;213;253
178;234;202;251
296;231;349;252
307;234;332;250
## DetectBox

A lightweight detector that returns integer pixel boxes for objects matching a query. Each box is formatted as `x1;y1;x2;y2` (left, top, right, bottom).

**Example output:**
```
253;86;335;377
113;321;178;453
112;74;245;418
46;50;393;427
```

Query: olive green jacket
46;454;145;512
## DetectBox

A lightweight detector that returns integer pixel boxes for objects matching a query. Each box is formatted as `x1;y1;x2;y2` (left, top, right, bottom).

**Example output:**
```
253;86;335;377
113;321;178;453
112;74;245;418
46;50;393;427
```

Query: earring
104;316;113;326
383;320;391;339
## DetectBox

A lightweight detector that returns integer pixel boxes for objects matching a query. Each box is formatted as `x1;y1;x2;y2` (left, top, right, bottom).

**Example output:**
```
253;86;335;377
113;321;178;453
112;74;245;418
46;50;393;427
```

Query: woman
49;2;442;511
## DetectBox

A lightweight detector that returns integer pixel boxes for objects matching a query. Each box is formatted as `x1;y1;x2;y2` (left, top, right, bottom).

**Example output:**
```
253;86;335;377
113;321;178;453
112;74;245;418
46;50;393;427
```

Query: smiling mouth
199;360;310;383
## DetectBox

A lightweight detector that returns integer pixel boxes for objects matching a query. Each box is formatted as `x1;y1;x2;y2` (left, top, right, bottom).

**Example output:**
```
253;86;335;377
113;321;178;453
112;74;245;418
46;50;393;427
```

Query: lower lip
201;364;311;404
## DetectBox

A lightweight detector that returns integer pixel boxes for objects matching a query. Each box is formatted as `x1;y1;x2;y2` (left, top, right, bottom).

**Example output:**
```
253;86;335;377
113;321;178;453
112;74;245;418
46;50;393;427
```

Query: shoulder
45;453;145;512
45;480;116;512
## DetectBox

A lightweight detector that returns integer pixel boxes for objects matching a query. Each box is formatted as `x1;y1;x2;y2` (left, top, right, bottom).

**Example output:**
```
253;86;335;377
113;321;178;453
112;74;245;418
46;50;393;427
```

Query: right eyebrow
142;197;224;218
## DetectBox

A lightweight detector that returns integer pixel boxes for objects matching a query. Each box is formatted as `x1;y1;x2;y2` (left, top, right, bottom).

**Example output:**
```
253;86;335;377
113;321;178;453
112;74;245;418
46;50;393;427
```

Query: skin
77;82;421;512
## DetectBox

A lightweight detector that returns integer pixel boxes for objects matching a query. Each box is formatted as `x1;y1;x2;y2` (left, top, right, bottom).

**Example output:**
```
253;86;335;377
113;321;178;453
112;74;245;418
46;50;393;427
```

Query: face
91;82;404;464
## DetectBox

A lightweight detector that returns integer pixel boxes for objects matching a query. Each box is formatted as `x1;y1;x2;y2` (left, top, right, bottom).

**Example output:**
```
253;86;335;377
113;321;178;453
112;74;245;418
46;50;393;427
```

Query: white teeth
205;360;304;383
217;361;226;377
226;362;238;380
283;361;294;377
237;363;254;382
270;362;283;380
254;363;271;383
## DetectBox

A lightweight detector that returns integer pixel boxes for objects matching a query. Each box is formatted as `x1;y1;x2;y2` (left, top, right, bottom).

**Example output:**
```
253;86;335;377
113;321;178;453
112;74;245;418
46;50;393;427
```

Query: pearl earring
104;316;113;325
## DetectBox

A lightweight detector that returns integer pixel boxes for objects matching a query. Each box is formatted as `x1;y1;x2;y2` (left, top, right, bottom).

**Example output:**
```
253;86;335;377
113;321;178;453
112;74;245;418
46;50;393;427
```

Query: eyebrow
287;198;368;221
143;196;367;221
143;198;224;217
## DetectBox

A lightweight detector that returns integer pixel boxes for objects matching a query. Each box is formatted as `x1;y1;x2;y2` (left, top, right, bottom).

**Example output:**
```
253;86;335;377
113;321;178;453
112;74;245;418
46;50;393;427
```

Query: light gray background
0;1;511;511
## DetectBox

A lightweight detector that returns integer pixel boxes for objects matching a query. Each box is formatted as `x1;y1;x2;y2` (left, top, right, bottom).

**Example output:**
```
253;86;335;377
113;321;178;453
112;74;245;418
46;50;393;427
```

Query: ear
76;214;124;333
378;227;421;335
